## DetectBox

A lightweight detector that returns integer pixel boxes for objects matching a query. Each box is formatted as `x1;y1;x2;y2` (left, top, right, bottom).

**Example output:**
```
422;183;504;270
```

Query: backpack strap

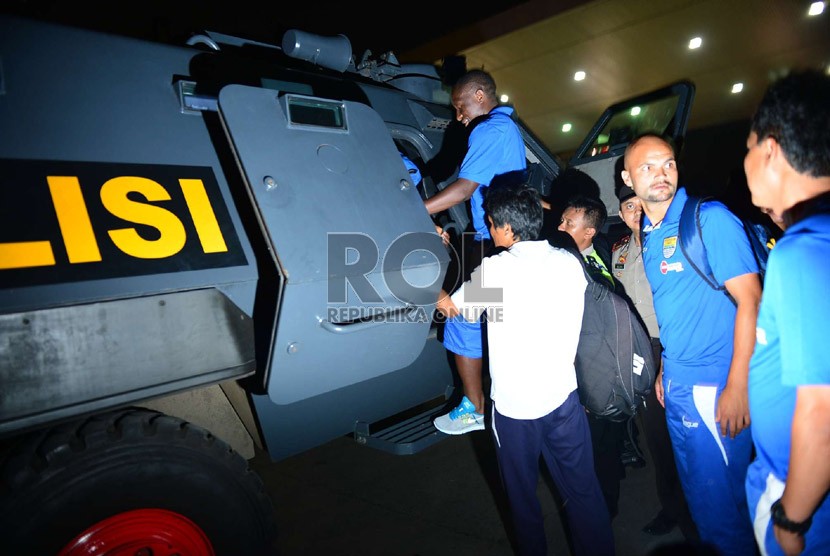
678;195;737;305
744;221;771;279
679;196;721;291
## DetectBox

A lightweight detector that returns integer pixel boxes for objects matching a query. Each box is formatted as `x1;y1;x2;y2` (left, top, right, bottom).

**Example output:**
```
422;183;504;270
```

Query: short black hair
751;69;830;178
484;182;543;241
454;69;498;102
564;194;607;232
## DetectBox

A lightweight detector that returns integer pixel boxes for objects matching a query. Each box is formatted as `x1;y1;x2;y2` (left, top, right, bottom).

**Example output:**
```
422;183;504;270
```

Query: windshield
587;94;680;157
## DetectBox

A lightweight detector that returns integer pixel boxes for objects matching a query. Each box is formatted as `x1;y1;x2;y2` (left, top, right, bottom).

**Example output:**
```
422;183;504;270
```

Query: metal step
353;406;447;456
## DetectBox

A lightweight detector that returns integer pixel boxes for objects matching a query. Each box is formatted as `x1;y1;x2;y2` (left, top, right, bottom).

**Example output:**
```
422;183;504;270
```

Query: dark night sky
5;0;527;61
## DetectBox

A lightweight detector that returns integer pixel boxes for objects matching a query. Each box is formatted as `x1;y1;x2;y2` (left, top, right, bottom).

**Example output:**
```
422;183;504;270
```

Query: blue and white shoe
433;396;485;435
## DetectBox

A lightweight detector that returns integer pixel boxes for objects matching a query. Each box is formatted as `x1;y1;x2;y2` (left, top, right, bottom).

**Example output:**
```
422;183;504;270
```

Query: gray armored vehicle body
0;15;692;555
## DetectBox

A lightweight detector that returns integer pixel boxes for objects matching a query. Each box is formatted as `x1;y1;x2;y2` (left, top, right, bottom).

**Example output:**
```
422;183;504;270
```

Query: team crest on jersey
662;236;677;258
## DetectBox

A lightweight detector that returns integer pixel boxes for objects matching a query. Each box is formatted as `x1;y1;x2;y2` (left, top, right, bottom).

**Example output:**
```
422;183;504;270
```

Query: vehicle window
587;94;680;157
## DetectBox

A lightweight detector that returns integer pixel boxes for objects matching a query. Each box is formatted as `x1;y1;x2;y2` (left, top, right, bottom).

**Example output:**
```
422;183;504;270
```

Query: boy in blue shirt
743;69;830;556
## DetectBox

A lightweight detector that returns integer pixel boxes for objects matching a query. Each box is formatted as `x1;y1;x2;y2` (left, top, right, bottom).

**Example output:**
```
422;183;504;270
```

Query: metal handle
319;305;419;334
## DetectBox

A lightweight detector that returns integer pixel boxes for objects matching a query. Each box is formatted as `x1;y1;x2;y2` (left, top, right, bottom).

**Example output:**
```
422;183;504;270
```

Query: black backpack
573;255;657;421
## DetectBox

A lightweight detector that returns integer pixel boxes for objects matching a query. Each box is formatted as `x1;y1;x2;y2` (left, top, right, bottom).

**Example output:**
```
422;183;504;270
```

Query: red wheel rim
57;508;215;556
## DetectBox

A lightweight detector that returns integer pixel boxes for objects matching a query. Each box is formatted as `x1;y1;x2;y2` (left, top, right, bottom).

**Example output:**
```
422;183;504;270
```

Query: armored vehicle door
218;86;449;404
566;81;695;232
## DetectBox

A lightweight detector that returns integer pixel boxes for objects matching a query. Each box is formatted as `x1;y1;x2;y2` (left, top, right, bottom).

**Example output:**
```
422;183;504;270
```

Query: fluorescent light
500;94;509;103
574;71;586;81
630;106;641;116
731;83;744;94
808;1;824;16
562;123;572;132
688;37;702;49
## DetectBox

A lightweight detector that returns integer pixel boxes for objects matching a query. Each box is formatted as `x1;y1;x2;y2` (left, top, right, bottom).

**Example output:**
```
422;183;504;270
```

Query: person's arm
437;263;492;322
654;359;665;408
424;178;479;215
435;288;460;318
717;272;762;438
434;224;450;247
775;385;830;555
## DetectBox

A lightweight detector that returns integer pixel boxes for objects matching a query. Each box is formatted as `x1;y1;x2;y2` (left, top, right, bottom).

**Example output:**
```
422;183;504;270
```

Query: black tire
0;408;278;556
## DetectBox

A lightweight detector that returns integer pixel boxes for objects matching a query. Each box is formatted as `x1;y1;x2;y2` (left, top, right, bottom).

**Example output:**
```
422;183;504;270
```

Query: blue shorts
443;316;482;358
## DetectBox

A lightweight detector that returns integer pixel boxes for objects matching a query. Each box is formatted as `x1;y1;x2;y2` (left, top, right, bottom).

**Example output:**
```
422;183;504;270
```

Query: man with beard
621;133;761;555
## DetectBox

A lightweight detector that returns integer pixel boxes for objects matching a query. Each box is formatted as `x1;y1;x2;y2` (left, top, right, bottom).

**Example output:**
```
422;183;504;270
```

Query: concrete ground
250;415;713;556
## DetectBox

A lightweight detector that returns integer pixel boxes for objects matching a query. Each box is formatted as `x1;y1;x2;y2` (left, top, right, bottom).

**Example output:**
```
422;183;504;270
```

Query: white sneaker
433;396;485;435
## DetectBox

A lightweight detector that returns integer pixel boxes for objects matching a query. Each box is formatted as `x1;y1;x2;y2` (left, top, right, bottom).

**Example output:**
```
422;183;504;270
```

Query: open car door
218;86;449;405
565;80;695;233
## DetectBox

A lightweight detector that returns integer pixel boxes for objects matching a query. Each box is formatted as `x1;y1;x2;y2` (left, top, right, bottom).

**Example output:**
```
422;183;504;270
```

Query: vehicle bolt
264;175;278;190
400;179;410;191
287;342;299;354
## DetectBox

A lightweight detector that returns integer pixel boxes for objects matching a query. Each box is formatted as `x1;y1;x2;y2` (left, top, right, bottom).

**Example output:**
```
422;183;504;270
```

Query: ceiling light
688;37;702;49
574;71;586;81
731;82;744;94
630;106;641;116
500;94;509;103
562;123;572;133
808;1;824;16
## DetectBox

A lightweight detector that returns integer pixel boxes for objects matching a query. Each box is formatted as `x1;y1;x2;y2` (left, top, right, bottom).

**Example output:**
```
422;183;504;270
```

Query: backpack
573;257;657;421
679;196;772;305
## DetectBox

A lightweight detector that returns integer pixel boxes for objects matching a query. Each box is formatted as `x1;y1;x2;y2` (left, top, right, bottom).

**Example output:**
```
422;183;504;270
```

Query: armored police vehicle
0;14;693;555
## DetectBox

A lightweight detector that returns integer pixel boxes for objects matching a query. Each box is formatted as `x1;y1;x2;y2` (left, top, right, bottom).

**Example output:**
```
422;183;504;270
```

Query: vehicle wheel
0;408;278;556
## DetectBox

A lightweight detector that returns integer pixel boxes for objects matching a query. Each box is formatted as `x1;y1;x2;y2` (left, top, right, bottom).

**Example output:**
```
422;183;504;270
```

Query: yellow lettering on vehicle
1;172;232;271
48;176;102;263
180;178;228;253
101;176;186;259
0;241;55;269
